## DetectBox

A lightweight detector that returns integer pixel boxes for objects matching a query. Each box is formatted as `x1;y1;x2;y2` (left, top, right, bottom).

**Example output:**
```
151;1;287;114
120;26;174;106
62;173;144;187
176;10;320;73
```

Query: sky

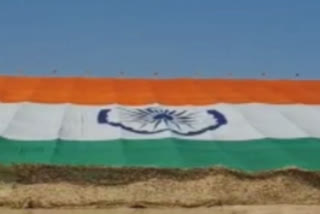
0;0;319;79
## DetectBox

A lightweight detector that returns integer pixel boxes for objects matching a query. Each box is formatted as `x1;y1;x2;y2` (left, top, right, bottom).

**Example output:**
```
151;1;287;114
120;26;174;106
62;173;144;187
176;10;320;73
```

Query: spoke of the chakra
153;109;194;130
139;120;150;129
120;108;153;123
169;110;176;115
175;110;187;117
97;106;226;135
154;119;162;129
177;120;195;129
169;119;181;130
177;115;197;124
117;107;203;132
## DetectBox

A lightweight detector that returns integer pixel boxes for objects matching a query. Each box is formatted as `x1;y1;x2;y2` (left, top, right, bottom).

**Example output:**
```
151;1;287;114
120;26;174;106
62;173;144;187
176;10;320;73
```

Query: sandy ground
0;166;319;209
1;206;320;214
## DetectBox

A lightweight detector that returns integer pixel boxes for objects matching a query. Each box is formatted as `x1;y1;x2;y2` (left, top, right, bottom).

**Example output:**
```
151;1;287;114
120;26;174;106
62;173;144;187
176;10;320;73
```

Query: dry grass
0;165;320;208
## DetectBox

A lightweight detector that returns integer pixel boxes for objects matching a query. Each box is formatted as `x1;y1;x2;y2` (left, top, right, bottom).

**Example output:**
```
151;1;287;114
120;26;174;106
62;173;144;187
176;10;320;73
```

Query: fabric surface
0;76;319;104
0;76;319;171
0;138;319;171
0;103;319;141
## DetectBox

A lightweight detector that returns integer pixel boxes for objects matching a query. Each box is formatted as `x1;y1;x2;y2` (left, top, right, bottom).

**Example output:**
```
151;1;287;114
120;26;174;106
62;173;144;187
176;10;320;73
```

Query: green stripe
0;138;319;171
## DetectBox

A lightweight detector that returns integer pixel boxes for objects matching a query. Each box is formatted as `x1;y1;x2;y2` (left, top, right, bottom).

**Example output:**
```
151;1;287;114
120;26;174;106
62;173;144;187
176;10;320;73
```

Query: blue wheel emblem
98;107;227;136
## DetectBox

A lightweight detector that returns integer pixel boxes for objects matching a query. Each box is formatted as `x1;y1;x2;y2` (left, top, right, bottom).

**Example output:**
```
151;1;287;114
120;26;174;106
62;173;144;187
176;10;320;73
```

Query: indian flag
0;76;319;171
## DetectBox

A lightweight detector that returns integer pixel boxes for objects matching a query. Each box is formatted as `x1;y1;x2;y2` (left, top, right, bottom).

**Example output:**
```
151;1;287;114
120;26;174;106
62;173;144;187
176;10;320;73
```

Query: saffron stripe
0;76;319;104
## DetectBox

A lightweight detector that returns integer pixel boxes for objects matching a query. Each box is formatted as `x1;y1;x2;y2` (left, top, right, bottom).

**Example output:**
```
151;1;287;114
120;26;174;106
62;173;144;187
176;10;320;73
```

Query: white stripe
0;102;319;141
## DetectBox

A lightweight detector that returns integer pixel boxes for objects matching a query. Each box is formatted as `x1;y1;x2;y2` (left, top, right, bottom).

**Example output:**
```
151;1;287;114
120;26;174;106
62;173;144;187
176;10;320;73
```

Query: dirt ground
0;165;319;209
1;206;320;214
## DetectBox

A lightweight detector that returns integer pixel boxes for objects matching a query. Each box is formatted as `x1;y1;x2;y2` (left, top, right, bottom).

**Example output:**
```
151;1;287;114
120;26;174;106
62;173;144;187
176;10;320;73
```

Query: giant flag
0;76;319;171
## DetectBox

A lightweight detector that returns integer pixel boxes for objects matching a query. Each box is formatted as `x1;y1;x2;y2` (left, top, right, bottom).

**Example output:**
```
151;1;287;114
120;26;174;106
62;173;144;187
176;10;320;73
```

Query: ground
2;206;320;214
0;165;320;209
